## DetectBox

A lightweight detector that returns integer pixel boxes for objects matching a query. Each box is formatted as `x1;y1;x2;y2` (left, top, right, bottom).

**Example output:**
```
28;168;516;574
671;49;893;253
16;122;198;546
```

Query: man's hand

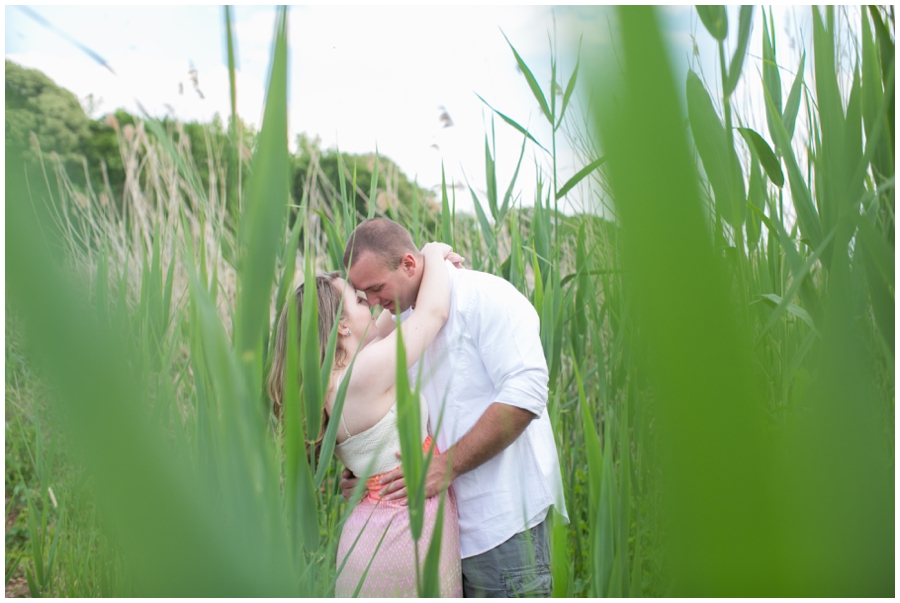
377;466;407;503
340;468;359;501
422;451;454;499
378;451;451;501
384;404;534;503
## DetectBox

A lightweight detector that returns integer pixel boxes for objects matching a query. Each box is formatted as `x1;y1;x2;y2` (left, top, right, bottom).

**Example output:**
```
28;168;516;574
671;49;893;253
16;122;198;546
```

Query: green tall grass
5;5;893;597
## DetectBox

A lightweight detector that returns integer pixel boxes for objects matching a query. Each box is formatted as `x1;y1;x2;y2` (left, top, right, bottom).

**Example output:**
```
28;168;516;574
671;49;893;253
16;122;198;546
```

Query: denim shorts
461;518;552;598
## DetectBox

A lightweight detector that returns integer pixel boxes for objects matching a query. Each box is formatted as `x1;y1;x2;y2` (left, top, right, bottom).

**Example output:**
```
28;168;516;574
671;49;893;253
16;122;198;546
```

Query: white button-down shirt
405;262;568;558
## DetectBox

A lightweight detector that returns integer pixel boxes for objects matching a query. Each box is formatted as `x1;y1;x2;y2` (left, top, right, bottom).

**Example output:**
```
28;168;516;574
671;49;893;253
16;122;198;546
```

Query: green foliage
291;134;437;227
5;60;91;166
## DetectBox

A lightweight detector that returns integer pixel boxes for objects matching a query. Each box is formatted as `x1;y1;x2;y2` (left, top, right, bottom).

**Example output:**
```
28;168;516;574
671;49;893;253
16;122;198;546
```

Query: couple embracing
268;218;568;597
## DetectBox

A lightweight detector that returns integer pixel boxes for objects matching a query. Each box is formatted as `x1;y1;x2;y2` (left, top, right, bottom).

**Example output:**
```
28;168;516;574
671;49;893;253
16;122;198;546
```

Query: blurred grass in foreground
590;6;892;596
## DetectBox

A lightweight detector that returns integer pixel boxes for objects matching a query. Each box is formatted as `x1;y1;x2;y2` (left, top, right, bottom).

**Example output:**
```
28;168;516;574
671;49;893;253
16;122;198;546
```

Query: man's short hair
343;218;419;270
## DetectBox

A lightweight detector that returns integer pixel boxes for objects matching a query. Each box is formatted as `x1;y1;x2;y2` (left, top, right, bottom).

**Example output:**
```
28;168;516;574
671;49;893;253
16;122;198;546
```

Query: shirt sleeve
467;276;549;416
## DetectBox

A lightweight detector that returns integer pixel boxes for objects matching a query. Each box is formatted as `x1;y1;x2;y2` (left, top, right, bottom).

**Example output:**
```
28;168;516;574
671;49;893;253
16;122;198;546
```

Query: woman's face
336;279;377;346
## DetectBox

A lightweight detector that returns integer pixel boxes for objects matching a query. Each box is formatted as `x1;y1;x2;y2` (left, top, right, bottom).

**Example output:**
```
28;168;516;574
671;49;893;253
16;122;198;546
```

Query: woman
267;242;462;597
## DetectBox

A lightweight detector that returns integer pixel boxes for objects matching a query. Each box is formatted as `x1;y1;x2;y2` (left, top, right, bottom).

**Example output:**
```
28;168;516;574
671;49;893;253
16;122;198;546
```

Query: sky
5;5;819;217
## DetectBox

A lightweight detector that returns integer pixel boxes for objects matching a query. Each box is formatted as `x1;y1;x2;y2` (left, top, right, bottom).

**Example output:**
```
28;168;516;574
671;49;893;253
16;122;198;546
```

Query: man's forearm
385;402;538;500
447;402;535;479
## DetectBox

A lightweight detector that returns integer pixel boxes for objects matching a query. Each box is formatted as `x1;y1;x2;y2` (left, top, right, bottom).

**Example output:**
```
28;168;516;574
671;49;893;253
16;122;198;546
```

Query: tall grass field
5;6;894;597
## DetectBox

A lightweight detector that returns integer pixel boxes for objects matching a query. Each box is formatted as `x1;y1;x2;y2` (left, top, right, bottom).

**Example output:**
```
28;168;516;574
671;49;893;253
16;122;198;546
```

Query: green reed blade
299;253;322;461
725;6;754;96
738;127;783;187
393;321;424;541
860;11;890;184
761;8;782;128
335;145;348;212
282;281;302;548
223;6;242;215
475;92;549;153
575;362;600;515
484;125;498;220
744;139;767;215
696;5;728;41
812;7;846;233
465;179;497;265
573;222;590;342
314;208;344;272
440;162;453;246
617;404;631;595
758;225;834;341
557;156;606;200
849;64;894;197
499;135;527;223
749;201;800;277
530;188;552;283
595;6;782;594
224;7;238;131
853;212;895;291
409;179;421;245
235;6;289;358
546;272;567;390
501;30;552;123
44;506;64;591
530;243;544;312
273;210;303;327
758;293;817;332
780;52;805;143
314;346;357;488
294;435;319;557
550;508;572;597
25;491;44;588
847;63;864;163
867;7;895;91
25;567;38;598
367;149;379;220
686;69;744;227
763;84;823;251
594;422;615;597
316;291;343;421
420;489;447;597
854;213;895;355
557;36;582;130
5;555;21;588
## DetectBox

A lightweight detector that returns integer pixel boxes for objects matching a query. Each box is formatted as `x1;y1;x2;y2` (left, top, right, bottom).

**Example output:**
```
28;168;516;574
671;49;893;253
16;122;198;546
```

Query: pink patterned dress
333;402;462;597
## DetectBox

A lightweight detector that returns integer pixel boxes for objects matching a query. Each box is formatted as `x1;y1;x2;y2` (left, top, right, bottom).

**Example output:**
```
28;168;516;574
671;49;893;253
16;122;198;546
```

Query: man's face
347;251;416;313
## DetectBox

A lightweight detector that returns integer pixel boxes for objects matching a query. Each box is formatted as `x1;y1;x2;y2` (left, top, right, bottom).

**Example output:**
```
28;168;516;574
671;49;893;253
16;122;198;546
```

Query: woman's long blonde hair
266;271;349;460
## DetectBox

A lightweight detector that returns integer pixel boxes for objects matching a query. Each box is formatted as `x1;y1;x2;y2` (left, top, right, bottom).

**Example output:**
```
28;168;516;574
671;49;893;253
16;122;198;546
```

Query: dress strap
340;413;352;439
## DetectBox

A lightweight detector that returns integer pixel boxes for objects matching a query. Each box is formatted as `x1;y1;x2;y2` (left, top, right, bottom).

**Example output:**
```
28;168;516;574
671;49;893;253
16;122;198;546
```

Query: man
341;218;568;597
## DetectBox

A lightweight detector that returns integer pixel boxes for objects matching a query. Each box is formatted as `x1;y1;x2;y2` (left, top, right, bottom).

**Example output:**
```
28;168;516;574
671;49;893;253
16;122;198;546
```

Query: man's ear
399;253;417;276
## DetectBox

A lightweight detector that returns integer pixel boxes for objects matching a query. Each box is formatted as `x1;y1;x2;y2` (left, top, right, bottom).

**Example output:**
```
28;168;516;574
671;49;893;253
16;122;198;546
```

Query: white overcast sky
5;5;819;216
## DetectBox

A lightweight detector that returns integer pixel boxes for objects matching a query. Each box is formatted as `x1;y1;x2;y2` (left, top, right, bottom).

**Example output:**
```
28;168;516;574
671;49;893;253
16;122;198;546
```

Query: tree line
5;60;437;225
